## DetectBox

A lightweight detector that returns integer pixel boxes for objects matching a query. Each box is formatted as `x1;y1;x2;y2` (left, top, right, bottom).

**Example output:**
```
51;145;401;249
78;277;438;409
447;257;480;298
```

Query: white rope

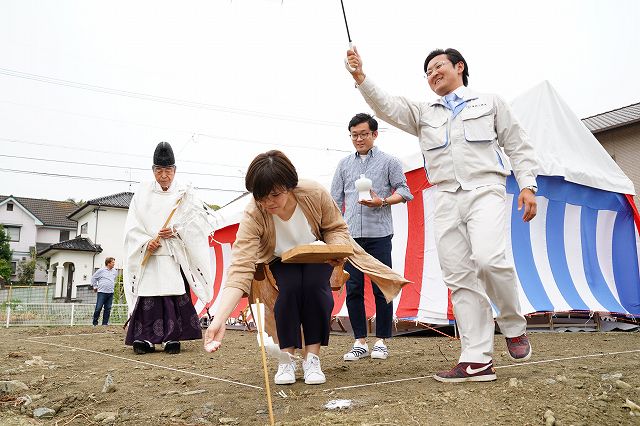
28;332;113;339
494;349;640;369
324;348;640;392
325;375;433;391
24;338;263;390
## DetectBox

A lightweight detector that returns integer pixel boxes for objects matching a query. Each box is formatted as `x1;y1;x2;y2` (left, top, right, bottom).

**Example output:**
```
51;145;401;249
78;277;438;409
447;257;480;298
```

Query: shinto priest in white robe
123;179;218;318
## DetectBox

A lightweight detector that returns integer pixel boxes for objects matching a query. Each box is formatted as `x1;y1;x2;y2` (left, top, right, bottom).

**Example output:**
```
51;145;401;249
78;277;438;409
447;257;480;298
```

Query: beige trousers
434;184;527;363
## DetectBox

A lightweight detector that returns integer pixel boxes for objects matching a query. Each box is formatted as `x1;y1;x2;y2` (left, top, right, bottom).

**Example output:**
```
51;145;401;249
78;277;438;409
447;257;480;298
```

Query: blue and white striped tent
507;81;640;318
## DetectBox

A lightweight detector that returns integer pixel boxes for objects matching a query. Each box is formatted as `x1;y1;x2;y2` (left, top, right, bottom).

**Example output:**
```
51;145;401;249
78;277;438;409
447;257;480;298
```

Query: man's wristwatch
524;186;538;194
381;197;389;207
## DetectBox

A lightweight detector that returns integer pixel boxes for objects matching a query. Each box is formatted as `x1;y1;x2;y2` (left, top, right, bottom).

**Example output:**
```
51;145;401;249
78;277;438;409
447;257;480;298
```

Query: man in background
91;256;117;326
331;113;413;361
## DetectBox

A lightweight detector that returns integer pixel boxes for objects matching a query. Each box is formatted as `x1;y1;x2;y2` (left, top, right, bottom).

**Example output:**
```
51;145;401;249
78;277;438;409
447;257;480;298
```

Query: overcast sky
1;0;638;206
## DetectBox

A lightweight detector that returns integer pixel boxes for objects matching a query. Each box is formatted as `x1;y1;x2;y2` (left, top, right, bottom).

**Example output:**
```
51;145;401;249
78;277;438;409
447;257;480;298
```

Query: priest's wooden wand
255;298;276;426
141;196;184;267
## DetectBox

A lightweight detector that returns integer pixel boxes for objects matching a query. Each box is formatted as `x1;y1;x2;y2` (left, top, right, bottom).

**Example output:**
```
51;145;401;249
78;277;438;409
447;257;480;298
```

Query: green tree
0;225;13;284
65;198;84;206
113;272;125;304
16;248;46;286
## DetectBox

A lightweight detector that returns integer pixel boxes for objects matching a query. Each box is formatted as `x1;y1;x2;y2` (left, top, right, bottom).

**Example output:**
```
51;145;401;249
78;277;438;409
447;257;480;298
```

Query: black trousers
269;260;334;350
345;235;394;339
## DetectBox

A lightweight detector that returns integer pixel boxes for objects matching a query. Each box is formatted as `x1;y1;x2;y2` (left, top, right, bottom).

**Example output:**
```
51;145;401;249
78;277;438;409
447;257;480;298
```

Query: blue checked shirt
331;146;413;238
91;267;117;293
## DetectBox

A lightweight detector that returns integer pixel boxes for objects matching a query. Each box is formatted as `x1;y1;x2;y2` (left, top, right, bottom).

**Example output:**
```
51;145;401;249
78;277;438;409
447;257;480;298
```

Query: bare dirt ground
0;326;639;425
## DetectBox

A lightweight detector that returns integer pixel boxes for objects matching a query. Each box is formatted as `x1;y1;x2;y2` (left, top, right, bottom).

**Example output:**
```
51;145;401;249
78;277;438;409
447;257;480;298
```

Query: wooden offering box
281;244;353;263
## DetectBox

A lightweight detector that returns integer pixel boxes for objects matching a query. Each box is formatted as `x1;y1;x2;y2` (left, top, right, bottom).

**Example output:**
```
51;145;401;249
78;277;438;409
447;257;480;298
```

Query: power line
0;168;245;193
0;67;345;128
0;136;243;170
0;133;350;172
193;133;350;153
0;153;245;179
0;99;392;154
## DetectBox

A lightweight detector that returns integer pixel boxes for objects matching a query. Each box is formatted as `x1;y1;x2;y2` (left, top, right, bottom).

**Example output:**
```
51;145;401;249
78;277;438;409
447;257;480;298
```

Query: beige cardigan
224;179;410;302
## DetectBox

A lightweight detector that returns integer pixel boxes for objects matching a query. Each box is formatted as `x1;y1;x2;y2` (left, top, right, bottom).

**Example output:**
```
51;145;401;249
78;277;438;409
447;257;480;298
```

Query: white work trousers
434;184;527;363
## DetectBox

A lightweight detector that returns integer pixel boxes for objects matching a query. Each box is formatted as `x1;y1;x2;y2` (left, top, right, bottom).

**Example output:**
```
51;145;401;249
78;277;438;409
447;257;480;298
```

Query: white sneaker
302;353;326;385
371;339;389;360
274;361;296;385
343;341;370;361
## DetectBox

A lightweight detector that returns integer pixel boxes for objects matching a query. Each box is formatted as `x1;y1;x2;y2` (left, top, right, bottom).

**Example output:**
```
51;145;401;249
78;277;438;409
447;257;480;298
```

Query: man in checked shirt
331;113;413;362
91;256;118;326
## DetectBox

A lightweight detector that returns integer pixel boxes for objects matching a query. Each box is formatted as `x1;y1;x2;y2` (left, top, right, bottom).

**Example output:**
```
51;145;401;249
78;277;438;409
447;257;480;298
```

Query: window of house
10;261;16;275
4;226;20;242
80;222;88;234
6;203;13;211
59;230;70;242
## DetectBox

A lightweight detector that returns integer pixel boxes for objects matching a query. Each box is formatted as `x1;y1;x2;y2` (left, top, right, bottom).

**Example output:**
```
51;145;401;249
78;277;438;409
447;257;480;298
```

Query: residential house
39;192;132;301
582;102;640;208
0;195;78;284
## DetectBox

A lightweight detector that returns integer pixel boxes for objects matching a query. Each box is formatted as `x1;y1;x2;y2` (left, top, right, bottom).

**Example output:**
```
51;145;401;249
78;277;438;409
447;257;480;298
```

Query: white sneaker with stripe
343;341;370;361
371;339;389;360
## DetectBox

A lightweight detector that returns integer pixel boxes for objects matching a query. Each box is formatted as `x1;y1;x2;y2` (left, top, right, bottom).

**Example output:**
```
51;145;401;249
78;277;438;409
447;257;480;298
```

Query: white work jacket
358;79;539;192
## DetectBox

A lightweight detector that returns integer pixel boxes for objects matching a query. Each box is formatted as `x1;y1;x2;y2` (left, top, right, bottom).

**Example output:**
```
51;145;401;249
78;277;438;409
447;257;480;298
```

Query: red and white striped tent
194;81;640;327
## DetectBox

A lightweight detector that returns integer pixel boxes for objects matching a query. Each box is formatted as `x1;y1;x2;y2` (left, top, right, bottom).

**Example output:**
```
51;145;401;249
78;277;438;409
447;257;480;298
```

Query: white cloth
434;185;526;363
510;80;635;195
273;204;316;257
123;180;216;316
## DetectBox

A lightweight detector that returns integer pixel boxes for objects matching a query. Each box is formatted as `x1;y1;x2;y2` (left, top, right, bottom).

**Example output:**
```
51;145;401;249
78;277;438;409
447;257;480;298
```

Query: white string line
494;349;640;369
24;338;263;391
324;348;640;392
324;375;433;391
28;332;114;339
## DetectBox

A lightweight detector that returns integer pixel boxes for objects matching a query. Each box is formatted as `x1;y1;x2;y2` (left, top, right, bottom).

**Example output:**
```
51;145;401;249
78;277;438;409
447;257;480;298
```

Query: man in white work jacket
345;47;539;382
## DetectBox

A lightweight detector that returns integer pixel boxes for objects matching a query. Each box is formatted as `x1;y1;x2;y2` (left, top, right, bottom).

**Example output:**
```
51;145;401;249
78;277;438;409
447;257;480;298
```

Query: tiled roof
582;102;640;133
0;195;78;228
68;192;133;219
35;242;51;253
86;192;133;208
38;237;102;256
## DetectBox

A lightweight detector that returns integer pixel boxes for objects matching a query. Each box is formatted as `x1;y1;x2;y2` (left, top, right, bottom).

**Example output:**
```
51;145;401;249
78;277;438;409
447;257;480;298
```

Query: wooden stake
255;298;275;426
141;196;183;267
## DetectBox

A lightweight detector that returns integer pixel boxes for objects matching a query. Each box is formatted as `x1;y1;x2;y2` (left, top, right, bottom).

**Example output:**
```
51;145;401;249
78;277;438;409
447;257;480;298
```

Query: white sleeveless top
273;204;316;257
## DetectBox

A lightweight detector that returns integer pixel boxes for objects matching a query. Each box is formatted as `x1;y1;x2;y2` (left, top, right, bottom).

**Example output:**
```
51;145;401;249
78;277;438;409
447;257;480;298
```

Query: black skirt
125;286;202;345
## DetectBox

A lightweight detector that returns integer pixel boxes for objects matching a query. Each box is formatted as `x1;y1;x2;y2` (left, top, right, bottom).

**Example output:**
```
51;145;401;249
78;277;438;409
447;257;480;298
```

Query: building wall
594;122;640;209
94;207;128;272
37;227;77;244
0;202;38;281
77;211;96;238
75;207;128;272
33;228;76;284
0;203;38;256
48;252;94;299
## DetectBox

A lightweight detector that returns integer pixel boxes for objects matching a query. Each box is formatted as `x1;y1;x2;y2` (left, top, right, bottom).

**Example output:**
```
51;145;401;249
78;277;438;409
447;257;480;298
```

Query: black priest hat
153;142;175;167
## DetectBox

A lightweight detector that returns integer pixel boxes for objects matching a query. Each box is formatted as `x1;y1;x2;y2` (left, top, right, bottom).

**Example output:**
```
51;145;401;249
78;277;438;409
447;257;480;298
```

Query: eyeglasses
152;166;176;175
425;60;449;78
350;132;373;141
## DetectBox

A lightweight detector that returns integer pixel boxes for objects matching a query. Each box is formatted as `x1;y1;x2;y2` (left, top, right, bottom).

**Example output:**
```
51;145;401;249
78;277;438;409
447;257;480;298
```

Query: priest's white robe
123;180;215;317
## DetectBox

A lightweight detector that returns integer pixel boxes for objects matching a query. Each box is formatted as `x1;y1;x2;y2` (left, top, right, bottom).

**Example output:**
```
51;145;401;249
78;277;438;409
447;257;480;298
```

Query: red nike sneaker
505;333;532;361
433;361;497;383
